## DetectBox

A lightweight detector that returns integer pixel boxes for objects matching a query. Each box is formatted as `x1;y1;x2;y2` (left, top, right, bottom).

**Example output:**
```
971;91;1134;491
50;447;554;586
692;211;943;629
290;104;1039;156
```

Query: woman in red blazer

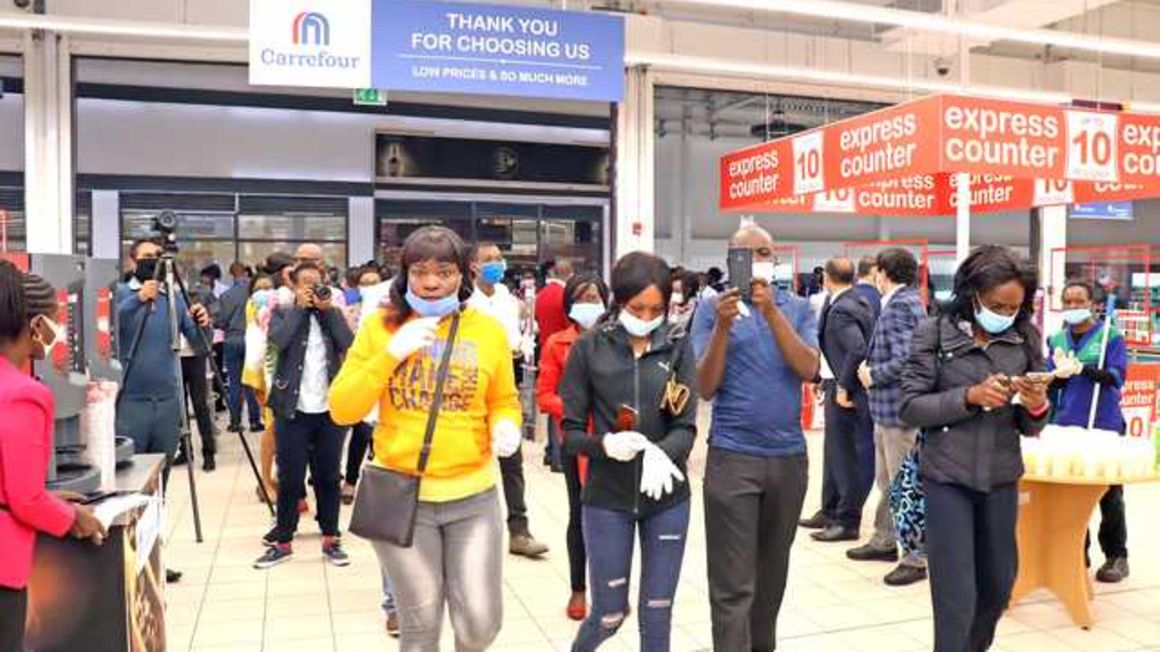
535;272;609;622
0;262;106;651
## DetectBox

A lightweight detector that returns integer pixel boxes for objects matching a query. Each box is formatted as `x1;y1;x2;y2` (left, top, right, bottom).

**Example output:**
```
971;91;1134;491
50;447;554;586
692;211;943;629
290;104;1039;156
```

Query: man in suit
855;256;882;322
804;258;876;542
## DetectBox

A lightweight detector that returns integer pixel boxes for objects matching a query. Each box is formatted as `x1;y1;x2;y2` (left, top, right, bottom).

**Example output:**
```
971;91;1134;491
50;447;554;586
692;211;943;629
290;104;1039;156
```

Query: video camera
152;211;179;254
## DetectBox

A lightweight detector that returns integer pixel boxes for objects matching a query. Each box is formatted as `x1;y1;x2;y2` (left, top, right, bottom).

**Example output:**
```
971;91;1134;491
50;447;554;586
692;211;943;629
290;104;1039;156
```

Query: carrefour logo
259;8;359;72
293;11;330;46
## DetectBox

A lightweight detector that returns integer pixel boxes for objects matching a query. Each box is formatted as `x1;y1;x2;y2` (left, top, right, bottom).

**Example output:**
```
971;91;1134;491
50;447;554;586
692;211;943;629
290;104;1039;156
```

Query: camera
312;284;332;302
934;57;952;78
152;211;180;253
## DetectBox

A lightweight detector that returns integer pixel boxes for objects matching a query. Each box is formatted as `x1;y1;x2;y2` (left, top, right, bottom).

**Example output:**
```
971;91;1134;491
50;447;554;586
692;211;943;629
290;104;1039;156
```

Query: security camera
12;0;31;8
934;58;952;78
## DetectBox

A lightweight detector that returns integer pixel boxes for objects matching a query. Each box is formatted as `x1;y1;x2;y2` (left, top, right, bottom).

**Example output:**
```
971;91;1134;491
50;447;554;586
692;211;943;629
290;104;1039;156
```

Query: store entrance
376;197;606;283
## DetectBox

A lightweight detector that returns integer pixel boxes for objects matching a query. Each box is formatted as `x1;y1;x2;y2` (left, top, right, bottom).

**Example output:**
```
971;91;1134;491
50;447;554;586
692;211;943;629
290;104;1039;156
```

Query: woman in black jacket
899;245;1049;652
559;252;697;652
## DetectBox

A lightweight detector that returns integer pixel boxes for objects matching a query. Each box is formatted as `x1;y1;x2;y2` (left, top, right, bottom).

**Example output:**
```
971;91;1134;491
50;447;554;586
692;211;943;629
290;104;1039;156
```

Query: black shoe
250;422;265;433
798;510;830;530
202;456;216;472
172;451;189;466
884;564;927;587
1096;557;1129;583
166;568;183;584
811;525;860;542
847;543;899;562
227;422;243;433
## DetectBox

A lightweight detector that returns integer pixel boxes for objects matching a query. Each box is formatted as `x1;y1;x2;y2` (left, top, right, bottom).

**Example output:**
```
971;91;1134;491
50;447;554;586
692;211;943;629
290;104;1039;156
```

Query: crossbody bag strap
415;312;461;475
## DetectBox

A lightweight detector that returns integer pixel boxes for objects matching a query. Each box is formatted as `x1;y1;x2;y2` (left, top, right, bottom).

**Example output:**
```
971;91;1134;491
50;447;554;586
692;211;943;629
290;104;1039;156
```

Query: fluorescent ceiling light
629;52;1160;113
0;14;246;42
655;0;1160;61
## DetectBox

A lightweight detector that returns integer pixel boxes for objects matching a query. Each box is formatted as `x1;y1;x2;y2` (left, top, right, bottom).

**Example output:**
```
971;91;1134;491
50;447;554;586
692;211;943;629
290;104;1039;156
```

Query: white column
1039;204;1068;340
614;65;655;258
23;31;73;254
91;190;120;260
955;172;971;264
348;196;375;265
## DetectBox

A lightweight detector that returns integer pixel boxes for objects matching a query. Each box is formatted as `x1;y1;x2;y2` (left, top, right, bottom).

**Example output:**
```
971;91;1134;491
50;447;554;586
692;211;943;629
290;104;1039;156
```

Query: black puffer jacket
899;315;1048;492
559;320;697;516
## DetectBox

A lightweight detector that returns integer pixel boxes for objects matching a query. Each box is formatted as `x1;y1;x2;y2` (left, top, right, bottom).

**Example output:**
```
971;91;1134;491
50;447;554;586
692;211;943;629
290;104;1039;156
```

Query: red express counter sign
720;93;1160;214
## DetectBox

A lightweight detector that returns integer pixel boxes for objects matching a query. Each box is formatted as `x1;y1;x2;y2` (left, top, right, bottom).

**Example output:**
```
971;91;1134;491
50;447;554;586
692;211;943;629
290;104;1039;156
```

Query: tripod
117;251;274;544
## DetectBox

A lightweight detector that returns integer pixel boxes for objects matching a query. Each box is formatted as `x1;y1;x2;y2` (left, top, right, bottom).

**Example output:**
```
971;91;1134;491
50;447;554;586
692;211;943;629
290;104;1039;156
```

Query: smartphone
726;248;754;301
1015;372;1055;385
616;405;638;432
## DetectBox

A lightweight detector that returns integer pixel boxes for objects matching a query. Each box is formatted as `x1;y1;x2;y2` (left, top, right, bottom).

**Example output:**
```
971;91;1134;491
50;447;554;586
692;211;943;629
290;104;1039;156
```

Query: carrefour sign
250;0;371;88
249;0;624;101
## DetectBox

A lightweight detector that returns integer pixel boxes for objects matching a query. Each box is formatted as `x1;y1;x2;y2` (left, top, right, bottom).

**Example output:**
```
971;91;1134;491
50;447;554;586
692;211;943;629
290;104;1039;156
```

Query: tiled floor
162;407;1160;651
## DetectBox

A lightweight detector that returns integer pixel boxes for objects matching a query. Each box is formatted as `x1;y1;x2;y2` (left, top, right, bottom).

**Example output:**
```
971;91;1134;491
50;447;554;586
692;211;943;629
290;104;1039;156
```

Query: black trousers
820;382;872;529
180;354;217;458
500;361;530;536
211;341;226;411
705;448;808;652
344;421;374;486
1086;484;1129;562
563;452;586;592
0;586;27;652
273;410;344;543
925;478;1018;652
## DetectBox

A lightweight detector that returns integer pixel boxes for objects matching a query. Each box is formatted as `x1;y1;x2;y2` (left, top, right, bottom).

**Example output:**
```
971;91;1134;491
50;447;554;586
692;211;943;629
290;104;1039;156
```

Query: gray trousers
869;425;926;568
704;448;808;652
372;487;503;652
116;394;182;489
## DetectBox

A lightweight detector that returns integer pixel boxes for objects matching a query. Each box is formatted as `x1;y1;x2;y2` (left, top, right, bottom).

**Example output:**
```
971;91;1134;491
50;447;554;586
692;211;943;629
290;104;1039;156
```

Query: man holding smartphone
691;224;821;652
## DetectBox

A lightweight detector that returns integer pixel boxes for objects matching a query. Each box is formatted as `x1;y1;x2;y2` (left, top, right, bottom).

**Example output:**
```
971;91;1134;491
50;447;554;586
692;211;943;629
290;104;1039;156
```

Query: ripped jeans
572;499;691;652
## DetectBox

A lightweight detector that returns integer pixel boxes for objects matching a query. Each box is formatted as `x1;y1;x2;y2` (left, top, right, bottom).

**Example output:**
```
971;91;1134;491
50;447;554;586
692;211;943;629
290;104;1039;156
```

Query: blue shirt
691;290;818;457
116;281;203;399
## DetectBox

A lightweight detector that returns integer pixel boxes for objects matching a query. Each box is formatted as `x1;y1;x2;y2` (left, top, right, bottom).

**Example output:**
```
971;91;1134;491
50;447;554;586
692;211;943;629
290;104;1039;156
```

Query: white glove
602;431;650;462
639;444;685;501
491;420;522;458
1053;349;1083;379
387;317;440;361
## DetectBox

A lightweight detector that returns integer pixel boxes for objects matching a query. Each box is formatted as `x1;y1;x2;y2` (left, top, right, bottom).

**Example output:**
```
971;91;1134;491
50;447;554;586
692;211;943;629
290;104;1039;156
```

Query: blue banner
1070;201;1134;220
371;1;624;102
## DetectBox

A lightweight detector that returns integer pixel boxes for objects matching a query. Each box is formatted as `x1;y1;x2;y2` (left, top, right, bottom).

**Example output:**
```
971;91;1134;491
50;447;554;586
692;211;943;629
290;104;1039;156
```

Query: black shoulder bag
349;312;461;547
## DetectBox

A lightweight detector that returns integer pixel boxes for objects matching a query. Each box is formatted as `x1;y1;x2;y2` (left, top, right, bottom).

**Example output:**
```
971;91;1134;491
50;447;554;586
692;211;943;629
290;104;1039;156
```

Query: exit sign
353;88;387;107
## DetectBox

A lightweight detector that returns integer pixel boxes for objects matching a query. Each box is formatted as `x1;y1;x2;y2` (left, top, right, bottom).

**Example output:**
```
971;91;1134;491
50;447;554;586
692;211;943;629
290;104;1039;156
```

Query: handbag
889;432;926;557
348;312;461;547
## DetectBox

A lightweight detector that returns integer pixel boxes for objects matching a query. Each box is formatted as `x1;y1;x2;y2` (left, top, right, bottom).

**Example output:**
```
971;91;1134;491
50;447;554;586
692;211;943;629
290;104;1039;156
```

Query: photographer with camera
254;260;354;569
117;239;211;476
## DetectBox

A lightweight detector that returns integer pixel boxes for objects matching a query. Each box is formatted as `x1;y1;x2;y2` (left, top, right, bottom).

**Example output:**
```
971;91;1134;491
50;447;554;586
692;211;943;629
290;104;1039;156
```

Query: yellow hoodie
328;306;521;502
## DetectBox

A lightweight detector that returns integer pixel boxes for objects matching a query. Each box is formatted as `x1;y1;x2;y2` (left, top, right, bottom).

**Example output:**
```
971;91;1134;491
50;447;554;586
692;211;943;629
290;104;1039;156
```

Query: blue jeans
381;568;396;616
572;500;691;652
223;338;262;428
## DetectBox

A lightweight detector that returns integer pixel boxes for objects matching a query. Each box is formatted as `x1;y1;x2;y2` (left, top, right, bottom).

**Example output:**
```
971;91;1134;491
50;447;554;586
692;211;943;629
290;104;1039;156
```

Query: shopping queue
4;223;1139;652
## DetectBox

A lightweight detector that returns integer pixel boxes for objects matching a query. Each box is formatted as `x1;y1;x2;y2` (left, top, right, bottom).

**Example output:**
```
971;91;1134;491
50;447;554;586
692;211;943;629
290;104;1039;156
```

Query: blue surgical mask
974;299;1017;335
618;310;664;338
405;288;459;318
1062;308;1092;326
569;302;604;330
479;260;506;285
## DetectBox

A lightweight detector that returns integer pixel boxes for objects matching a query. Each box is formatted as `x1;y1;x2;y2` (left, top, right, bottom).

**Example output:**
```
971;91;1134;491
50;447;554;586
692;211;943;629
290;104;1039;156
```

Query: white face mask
671;291;685;305
752;261;776;284
619;310;664;338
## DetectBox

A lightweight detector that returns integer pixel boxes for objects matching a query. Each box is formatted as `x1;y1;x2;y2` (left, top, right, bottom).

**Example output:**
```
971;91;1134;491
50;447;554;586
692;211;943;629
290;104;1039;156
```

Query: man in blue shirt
692;224;820;652
1047;280;1129;583
116;239;211;482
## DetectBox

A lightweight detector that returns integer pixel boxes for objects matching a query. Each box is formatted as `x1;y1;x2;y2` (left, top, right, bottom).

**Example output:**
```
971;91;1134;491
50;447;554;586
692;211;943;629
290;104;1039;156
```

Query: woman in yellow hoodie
329;226;521;652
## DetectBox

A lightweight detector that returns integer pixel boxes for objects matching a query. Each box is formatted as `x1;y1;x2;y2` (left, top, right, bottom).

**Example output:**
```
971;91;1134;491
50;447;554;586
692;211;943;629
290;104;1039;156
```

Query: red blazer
0;357;76;589
536;325;590;481
534;281;568;350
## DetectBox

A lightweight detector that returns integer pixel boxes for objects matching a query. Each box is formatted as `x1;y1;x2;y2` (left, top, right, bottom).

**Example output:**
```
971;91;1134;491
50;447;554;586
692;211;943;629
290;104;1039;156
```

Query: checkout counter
25;454;168;652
